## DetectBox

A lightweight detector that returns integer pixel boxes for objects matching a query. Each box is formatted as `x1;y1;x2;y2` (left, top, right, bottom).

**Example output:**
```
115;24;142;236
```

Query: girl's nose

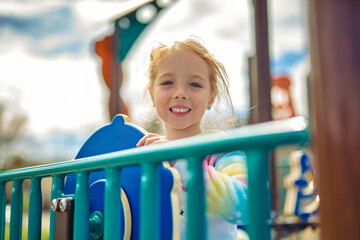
174;86;187;99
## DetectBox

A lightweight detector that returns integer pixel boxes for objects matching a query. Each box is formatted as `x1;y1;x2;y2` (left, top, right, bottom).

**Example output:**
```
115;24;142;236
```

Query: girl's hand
136;133;169;147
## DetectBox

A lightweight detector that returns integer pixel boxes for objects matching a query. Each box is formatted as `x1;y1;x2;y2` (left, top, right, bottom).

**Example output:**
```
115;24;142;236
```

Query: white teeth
171;108;190;113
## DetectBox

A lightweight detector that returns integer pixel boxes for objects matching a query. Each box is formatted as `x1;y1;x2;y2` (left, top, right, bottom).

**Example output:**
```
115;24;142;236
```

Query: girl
137;38;248;239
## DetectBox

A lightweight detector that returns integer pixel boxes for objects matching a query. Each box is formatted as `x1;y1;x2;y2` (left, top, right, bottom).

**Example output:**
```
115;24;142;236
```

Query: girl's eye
190;82;201;88
161;81;173;86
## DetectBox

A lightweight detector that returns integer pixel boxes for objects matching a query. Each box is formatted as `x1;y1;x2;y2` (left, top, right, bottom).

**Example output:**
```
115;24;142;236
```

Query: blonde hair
148;38;235;123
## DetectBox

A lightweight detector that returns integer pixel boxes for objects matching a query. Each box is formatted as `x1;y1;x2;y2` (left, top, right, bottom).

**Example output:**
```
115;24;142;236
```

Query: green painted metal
74;171;90;240
0;117;309;182
90;211;104;239
28;177;43;240
0;117;310;240
0;182;6;240
115;0;173;62
140;162;160;240
10;180;23;240
104;167;122;240
246;149;272;240
49;175;65;240
186;156;206;240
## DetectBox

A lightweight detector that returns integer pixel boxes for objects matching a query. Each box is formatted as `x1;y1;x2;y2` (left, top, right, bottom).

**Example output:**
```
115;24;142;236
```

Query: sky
0;0;310;163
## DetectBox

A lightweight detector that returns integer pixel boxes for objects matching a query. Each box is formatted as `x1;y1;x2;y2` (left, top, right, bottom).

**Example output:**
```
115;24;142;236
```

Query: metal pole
308;0;360;239
251;0;272;124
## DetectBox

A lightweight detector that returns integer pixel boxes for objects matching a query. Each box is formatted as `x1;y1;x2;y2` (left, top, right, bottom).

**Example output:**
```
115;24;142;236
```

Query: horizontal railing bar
0;117;309;182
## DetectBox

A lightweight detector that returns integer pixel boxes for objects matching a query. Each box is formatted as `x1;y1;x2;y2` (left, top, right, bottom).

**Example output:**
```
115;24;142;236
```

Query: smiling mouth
170;108;190;113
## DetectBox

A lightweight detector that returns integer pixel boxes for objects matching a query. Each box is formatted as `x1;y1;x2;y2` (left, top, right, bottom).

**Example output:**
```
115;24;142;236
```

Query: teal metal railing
0;117;309;240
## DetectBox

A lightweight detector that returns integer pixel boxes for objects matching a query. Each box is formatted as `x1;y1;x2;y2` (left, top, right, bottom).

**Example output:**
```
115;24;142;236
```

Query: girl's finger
144;135;167;146
136;133;154;146
136;133;165;146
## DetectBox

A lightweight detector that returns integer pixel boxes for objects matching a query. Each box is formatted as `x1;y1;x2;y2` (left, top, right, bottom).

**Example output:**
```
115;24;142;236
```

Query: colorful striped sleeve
204;151;249;225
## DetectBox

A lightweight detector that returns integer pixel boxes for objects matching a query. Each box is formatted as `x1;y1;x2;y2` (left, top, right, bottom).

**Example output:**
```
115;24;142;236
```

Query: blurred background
0;0;313;238
3;1;360;239
0;0;309;169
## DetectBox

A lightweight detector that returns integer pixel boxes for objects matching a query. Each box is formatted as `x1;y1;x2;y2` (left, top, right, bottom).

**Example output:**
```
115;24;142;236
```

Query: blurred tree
0;100;28;170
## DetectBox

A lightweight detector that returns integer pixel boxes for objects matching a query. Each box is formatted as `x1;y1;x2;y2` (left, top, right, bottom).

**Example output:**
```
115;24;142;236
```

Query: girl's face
150;48;216;139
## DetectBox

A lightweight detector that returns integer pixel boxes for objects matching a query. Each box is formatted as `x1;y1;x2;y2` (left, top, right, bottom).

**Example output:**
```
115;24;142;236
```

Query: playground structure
0;0;359;239
0;115;309;240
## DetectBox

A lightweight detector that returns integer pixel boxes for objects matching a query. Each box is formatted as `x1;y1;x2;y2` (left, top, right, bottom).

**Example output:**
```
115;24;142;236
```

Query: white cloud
0;46;106;136
269;0;309;55
0;0;311;136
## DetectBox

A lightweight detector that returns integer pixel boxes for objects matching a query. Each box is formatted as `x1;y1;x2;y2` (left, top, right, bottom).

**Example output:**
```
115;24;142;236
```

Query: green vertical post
246;149;271;240
74;171;90;240
49;175;64;240
186;157;206;240
9;180;23;240
0;182;6;240
28;177;43;240
104;167;122;240
140;163;160;240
